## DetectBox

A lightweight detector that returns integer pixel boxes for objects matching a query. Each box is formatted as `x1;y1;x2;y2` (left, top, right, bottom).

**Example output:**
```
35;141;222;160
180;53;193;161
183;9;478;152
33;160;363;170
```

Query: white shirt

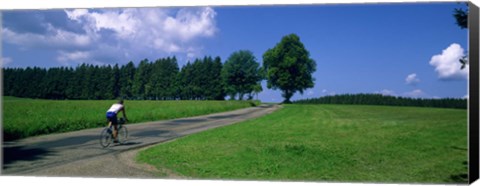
107;103;123;113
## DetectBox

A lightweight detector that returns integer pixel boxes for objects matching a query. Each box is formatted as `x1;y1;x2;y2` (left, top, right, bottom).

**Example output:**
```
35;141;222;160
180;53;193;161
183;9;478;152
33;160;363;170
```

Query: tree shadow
451;146;468;151
131;130;171;137
208;114;240;119
34;135;99;149
450;173;468;183
115;141;142;146
168;119;208;124
2;146;52;168
257;104;274;108
449;161;468;183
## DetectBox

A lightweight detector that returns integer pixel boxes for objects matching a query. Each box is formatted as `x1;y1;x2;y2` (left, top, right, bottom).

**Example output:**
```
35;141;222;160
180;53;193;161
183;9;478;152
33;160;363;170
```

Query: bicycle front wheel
117;126;128;144
100;127;112;148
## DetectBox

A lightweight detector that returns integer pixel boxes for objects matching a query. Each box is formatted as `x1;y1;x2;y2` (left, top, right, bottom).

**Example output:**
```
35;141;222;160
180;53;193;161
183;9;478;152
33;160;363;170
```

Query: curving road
2;104;280;178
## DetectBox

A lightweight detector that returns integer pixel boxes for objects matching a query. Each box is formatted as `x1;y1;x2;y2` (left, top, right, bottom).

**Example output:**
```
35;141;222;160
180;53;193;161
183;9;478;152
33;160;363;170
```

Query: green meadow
2;96;257;141
137;104;468;183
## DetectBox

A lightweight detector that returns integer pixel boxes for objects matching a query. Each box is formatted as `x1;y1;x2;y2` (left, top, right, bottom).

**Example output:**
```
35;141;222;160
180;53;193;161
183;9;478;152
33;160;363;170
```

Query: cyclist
106;100;128;143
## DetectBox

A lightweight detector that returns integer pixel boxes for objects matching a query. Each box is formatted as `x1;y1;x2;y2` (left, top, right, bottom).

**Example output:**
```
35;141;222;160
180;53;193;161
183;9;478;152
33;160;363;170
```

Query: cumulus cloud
57;51;90;64
375;89;396;96
2;26;91;50
403;89;426;98
429;43;468;80
3;7;218;66
320;89;337;96
64;7;217;54
1;57;13;66
65;9;89;21
307;90;314;96
405;73;420;85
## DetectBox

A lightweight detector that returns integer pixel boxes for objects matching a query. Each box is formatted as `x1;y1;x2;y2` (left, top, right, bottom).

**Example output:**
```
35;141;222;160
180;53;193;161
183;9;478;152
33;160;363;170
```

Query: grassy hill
137;104;467;183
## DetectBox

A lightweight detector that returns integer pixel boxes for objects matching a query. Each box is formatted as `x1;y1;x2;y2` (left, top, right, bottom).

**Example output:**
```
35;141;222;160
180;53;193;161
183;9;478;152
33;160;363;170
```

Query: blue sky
1;2;469;102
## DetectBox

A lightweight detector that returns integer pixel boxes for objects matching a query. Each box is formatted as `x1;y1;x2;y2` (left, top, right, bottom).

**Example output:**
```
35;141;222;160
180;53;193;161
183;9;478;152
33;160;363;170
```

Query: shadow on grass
449;161;468;183
450;173;468;183
3;146;52;168
451;146;468;151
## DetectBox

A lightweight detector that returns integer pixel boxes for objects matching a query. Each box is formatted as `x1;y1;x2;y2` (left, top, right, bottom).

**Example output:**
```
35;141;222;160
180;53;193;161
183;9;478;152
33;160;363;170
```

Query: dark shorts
106;112;118;125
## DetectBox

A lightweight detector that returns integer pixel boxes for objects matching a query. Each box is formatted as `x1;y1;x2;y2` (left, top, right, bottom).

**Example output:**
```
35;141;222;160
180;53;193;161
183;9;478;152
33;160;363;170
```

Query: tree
119;61;136;99
204;56;225;100
222;50;263;100
453;3;469;69
177;56;225;100
213;57;226;100
454;5;468;29
263;34;316;103
251;83;263;100
149;57;179;100
111;64;121;99
133;59;151;99
178;62;194;100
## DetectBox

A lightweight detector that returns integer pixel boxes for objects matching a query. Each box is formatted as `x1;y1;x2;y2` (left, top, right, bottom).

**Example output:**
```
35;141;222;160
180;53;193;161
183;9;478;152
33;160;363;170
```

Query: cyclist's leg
111;114;119;142
113;124;118;141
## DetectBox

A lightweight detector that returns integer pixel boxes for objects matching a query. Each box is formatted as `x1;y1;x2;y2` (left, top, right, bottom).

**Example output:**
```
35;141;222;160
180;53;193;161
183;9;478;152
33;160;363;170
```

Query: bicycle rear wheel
100;127;112;148
117;126;128;144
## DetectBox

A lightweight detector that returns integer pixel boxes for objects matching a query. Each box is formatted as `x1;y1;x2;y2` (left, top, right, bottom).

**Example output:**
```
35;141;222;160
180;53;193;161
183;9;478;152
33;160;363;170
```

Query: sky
1;2;470;102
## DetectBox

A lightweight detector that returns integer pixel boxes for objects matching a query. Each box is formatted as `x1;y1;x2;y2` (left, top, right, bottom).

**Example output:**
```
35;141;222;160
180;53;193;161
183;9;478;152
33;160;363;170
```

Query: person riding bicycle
106;100;128;143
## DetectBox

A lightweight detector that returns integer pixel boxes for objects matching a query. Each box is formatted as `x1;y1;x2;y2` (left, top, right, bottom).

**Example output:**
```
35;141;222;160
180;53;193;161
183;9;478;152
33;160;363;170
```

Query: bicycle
99;117;128;148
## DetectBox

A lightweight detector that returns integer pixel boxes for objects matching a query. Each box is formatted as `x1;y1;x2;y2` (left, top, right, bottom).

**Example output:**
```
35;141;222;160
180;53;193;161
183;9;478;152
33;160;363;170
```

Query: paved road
2;104;280;178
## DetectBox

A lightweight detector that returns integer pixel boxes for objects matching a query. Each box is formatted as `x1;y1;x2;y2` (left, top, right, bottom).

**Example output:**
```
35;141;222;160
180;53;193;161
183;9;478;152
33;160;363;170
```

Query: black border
469;1;480;184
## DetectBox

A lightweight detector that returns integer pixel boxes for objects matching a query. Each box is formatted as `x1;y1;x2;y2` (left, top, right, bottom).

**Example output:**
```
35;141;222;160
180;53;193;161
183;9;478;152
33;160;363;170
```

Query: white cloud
163;8;217;41
57;51;90;65
3;8;218;66
463;94;469;99
375;89;396;96
307;90;314;96
65;9;89;21
405;73;420;85
64;7;217;57
1;57;13;66
403;89;426;98
429;43;468;80
2;27;91;50
320;89;336;96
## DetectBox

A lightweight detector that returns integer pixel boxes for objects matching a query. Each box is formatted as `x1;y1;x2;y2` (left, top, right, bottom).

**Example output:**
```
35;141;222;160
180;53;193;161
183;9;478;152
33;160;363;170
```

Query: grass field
137;104;468;183
2;96;258;141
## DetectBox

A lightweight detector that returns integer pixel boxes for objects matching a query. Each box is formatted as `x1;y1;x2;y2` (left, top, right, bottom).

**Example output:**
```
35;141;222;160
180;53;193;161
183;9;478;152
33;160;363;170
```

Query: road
2;104;280;178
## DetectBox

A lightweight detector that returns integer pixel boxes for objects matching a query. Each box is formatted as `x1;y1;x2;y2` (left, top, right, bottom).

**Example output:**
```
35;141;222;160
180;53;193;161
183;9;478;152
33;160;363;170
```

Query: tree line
3;56;261;100
294;94;467;109
4;33;318;103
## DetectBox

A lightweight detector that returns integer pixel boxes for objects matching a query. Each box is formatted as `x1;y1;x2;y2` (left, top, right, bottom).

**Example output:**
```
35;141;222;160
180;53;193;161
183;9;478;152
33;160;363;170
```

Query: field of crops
2;96;257;141
137;104;468;183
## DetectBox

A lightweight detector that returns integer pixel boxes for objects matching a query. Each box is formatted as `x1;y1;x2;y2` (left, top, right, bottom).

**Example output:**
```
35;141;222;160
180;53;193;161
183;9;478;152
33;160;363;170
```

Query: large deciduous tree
453;3;469;69
222;50;263;100
454;4;468;29
263;34;316;103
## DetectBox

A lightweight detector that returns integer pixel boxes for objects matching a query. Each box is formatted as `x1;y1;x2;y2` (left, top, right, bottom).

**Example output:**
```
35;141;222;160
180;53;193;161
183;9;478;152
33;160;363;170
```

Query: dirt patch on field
119;146;186;179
